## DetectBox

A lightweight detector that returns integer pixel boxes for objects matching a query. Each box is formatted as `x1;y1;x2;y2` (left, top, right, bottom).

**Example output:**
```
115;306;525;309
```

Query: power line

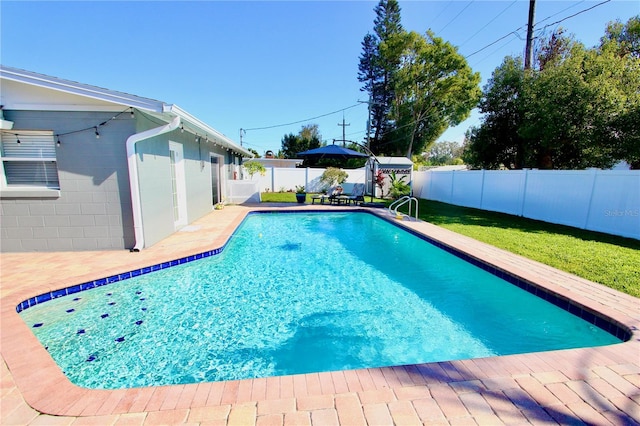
464;0;610;60
534;0;611;36
437;0;474;35
459;0;518;48
242;103;363;132
427;1;454;30
470;35;521;68
465;27;527;58
533;0;586;30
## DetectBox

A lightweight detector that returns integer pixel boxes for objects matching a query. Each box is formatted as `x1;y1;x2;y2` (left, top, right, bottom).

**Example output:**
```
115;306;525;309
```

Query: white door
169;141;187;227
210;154;222;206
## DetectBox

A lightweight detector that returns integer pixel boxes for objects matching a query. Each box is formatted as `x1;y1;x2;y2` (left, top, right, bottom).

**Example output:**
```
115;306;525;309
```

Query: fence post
519;169;529;217
450;171;455;203
479;169;486;209
583;168;599;230
270;167;275;192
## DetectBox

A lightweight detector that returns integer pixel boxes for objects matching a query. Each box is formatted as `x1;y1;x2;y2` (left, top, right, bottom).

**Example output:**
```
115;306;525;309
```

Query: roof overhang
0;65;253;157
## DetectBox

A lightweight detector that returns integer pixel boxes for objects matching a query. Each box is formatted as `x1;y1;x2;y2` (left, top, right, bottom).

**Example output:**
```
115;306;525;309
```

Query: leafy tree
280;124;322;159
319;167;349;190
424;141;464;166
600;16;640;168
521;36;640;169
299;124;322;144
535;28;574;71
247;148;260;158
601;16;640;58
391;30;481;158
465;19;640;170
242;161;266;179
280;133;301;159
359;2;479;158
463;56;526;169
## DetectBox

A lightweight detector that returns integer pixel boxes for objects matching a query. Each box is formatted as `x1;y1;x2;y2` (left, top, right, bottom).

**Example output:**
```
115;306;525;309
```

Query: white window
0;131;59;190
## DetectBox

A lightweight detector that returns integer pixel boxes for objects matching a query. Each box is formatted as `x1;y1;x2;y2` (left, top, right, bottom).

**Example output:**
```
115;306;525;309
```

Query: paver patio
1;204;639;425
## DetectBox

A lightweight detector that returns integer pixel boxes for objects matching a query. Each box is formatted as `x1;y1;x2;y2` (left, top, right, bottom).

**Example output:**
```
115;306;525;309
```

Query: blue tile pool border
16;209;631;342
15;245;227;314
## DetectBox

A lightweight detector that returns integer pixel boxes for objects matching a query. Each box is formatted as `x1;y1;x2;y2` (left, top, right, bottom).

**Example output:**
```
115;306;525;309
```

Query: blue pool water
20;212;622;389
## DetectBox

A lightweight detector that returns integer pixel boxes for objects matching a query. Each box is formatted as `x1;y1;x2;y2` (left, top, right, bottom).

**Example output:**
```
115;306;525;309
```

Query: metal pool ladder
389;196;419;221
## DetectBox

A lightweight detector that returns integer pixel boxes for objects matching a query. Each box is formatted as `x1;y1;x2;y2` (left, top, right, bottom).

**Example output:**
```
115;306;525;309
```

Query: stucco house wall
133;117;232;248
1;110;137;251
0;65;252;252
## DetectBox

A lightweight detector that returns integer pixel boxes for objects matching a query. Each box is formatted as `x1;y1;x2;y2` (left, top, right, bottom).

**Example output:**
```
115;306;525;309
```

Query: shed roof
376;156;414;166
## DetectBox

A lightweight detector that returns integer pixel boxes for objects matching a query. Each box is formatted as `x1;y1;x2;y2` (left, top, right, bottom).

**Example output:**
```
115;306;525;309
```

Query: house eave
0;65;252;158
164;104;253;158
0;65;165;113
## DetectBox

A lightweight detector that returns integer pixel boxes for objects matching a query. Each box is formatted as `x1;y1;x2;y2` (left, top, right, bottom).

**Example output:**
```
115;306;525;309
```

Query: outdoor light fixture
94;127;100;139
15;134;20;143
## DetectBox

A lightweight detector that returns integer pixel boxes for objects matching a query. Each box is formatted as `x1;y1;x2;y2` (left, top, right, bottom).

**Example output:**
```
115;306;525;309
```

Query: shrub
388;171;411;199
319;167;348;190
243;161;266;179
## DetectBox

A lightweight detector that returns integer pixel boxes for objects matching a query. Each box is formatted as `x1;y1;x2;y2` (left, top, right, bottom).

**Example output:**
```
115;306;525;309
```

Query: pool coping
2;204;639;423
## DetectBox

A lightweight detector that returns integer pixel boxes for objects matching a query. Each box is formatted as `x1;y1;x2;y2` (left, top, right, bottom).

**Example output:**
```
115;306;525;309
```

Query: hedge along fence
412;169;639;240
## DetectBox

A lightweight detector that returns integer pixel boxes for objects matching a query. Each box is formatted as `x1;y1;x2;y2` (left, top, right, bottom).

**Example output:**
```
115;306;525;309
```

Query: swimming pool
18;211;625;390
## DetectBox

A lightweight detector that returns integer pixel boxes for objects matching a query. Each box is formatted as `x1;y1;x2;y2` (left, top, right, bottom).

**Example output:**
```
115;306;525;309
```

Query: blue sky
2;1;638;156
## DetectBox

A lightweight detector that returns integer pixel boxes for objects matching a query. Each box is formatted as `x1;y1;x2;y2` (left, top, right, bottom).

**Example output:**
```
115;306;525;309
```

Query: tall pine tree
358;0;404;155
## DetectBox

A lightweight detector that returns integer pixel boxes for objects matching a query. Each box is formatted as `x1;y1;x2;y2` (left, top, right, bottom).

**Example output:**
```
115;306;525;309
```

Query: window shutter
1;131;60;188
1;132;56;158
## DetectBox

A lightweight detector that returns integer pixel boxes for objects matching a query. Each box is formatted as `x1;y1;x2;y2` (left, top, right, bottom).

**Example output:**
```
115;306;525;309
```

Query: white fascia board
377;156;414;166
165;104;253;157
0;65;253;158
0;65;164;112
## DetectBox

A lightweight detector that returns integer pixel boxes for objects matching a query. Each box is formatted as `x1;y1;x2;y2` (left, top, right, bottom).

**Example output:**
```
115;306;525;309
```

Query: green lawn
260;192;640;298
260;192;305;203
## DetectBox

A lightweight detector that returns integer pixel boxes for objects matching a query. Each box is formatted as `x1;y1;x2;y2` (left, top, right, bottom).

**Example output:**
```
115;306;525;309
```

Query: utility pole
239;128;246;146
337;114;350;146
524;0;536;70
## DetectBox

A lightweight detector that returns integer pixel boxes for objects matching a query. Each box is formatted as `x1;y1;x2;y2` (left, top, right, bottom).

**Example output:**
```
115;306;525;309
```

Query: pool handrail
389;195;419;220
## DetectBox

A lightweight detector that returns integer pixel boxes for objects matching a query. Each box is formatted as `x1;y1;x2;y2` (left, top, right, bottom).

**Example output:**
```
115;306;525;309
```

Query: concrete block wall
1;110;136;252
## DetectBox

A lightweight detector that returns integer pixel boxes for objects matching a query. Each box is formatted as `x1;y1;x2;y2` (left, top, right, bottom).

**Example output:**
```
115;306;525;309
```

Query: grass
261;192;303;203
396;199;640;298
260;192;639;297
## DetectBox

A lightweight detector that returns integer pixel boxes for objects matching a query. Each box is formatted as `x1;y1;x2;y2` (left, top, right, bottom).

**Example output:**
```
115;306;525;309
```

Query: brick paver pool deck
1;204;638;425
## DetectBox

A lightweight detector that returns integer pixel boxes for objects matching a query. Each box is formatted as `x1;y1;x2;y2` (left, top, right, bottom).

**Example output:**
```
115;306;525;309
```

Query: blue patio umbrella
296;144;369;160
298;143;377;203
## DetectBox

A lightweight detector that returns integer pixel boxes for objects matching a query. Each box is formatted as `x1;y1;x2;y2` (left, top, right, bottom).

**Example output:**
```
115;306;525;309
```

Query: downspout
126;116;181;252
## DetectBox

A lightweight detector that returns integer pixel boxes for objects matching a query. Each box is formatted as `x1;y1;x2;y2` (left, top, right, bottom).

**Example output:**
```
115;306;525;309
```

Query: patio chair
328;186;349;205
311;187;337;205
347;183;365;205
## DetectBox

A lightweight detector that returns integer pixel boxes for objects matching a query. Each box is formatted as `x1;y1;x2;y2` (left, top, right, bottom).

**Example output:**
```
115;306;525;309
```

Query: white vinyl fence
252;167;368;195
413;169;640;240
